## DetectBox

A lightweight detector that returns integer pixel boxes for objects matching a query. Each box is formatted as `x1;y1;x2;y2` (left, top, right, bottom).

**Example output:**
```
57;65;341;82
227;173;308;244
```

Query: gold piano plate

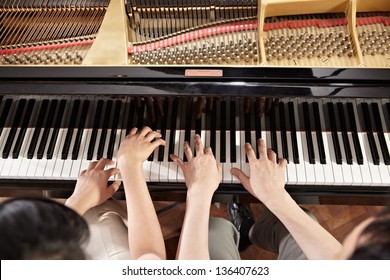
0;0;389;68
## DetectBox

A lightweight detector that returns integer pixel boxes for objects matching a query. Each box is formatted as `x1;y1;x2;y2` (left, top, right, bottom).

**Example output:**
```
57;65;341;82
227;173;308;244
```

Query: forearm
177;193;213;260
121;163;166;260
265;192;342;259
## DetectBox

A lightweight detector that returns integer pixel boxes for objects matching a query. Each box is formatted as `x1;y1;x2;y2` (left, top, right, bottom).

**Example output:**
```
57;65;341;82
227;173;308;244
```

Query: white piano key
177;129;186;183
168;129;181;182
215;129;221;164
380;100;390;178
223;130;232;183
321;132;335;185
240;130;250;177
114;129;128;182
159;129;171;182
204;128;210;148
108;129;123;180
385;132;390;179
0;128;11;174
232;130;241;184
286;131;297;185
149;128;161;182
1;128;20;177
190;129;196;154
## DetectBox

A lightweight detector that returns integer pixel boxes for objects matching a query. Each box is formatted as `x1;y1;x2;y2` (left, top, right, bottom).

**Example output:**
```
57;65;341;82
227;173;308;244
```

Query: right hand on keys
170;134;222;199
117;126;166;166
230;139;287;206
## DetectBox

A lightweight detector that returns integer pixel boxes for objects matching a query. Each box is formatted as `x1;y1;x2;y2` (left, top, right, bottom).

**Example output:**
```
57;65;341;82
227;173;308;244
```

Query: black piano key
210;100;217;154
2;99;27;159
126;99;136;134
346;102;364;165
244;110;251;145
302;102;315;164
371;103;390;165
158;99;169;162
312;102;326;164
270;104;279;159
87;100;104;160
279;102;289;162
0;99;13;136
361;103;380;165
327;102;343;165
220;100;226;163
72;100;90;160
136;100;145;129
46;99;67;159
255;115;261;159
184;99;192;143
97;100;113;160
195;111;202;137
27;99;49;159
337;103;353;164
183;99;193;161
387;103;390;121
230;100;236;163
12;99;36;158
106;100;122;160
168;98;178;162
288;102;299;164
61;100;81;160
37;100;58;159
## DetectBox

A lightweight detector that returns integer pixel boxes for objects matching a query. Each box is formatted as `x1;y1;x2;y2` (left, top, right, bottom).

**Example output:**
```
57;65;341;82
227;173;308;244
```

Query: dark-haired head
348;205;390;260
0;197;89;260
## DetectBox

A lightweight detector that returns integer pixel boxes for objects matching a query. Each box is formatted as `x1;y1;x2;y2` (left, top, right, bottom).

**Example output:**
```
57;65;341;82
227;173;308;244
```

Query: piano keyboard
0;95;389;187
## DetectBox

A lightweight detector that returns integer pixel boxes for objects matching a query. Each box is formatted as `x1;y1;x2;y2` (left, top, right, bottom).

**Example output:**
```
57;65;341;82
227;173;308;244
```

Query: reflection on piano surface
0;0;390;204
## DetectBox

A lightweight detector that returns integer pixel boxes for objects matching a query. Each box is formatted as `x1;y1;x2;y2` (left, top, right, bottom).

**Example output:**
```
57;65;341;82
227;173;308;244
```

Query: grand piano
0;0;389;204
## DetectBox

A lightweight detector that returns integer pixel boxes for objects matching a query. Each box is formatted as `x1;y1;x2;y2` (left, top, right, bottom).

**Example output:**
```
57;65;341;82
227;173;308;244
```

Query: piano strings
0;0;110;64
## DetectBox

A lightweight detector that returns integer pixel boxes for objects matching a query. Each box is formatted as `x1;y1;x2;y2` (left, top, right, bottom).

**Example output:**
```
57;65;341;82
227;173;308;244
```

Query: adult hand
231;139;287;205
66;158;120;215
170;134;222;199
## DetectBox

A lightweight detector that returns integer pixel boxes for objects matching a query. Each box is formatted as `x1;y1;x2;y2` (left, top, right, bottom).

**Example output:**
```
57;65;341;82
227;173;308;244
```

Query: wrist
261;189;290;211
65;196;87;216
117;158;143;170
186;188;214;203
